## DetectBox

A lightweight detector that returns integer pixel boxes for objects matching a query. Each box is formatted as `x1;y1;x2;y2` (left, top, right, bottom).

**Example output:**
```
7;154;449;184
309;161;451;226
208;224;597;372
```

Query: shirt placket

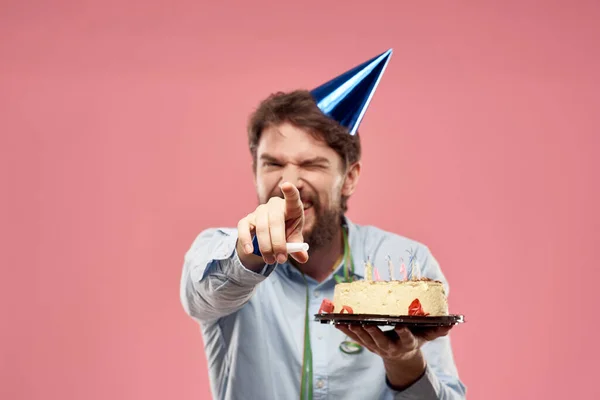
309;284;331;400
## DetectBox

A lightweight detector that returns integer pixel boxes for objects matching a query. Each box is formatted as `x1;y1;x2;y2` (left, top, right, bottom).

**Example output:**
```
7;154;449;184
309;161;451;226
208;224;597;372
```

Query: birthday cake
320;258;448;317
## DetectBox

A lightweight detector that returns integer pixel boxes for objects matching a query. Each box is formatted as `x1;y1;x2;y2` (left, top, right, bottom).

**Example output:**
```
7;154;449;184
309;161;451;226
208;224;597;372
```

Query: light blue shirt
180;217;467;400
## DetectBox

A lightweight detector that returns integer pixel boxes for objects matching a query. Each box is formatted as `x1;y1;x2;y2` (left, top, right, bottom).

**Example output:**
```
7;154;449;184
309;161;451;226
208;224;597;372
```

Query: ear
342;161;361;197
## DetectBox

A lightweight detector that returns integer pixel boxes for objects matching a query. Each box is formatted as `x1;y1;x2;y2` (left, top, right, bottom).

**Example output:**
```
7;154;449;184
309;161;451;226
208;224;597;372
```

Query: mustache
268;190;317;206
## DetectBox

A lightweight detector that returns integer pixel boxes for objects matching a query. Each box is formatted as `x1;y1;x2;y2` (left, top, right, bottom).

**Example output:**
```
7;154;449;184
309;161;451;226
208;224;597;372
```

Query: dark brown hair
247;90;362;212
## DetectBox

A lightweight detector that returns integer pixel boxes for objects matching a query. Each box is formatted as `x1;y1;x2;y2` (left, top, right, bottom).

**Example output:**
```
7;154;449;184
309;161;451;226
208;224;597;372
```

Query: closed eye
302;163;328;170
300;157;330;170
263;161;282;167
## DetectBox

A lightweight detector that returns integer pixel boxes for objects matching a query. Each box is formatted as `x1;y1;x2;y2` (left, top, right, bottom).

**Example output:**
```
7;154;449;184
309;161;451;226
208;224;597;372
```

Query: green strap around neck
335;226;355;284
299;273;313;400
299;226;354;400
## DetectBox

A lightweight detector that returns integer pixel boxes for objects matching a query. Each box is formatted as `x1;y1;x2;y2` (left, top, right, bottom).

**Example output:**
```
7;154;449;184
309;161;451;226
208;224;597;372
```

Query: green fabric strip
336;227;354;283
343;227;354;281
299;274;313;400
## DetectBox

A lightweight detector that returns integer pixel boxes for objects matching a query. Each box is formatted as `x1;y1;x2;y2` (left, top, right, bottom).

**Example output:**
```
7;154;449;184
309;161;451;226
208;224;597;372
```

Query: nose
280;165;304;190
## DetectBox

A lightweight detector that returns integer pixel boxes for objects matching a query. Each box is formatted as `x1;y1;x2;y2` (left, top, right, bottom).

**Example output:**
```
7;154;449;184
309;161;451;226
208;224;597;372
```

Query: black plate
314;313;465;337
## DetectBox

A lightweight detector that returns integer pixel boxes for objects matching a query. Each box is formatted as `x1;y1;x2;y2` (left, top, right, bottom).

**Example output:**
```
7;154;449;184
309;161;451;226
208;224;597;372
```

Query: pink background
1;1;599;399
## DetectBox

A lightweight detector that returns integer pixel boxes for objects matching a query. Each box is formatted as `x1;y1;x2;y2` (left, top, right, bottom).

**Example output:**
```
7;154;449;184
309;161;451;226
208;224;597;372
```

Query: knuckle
272;242;286;252
241;213;254;226
270;234;285;244
255;225;269;235
269;210;285;223
267;197;282;206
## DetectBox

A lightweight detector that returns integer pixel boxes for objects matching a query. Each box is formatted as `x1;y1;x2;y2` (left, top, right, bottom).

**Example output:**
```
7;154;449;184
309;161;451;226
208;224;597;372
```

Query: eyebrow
300;157;330;166
259;154;282;163
260;154;331;166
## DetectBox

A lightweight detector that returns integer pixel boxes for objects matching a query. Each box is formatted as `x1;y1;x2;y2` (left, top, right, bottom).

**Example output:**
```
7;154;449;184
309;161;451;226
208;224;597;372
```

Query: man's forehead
257;123;333;156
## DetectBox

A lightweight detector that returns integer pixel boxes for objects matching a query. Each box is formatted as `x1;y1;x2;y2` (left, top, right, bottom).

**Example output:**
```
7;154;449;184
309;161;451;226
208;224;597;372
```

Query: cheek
314;174;344;207
255;173;277;201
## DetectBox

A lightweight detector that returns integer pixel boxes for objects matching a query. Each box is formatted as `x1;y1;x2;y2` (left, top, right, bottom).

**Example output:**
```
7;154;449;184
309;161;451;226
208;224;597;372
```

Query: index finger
364;326;394;351
394;327;418;351
280;182;303;214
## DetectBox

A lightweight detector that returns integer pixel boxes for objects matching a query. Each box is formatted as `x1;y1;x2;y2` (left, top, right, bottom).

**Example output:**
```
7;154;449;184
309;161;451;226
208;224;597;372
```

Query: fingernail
244;244;253;254
276;253;286;264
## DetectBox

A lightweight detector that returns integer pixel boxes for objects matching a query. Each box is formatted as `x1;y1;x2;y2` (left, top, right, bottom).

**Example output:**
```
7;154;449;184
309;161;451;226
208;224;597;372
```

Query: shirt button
317;335;323;340
316;379;325;389
314;291;320;297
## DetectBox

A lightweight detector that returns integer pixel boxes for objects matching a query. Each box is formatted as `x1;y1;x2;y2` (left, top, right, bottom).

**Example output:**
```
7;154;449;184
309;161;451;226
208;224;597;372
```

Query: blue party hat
311;48;393;135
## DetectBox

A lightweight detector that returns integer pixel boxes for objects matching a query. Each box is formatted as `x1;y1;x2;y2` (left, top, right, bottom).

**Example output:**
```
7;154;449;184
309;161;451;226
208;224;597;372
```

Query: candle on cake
386;256;394;281
406;248;419;280
413;261;421;280
399;258;407;281
364;259;374;282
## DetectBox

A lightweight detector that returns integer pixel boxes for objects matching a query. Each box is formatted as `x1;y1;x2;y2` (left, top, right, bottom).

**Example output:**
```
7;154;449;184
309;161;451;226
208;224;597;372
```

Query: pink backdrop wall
2;1;599;399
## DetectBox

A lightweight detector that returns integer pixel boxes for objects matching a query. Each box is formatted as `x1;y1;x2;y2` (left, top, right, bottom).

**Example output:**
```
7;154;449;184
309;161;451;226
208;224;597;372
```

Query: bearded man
180;49;466;400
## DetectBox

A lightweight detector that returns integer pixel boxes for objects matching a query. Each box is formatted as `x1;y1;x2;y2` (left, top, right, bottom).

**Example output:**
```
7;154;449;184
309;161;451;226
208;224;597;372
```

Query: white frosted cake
331;278;448;316
319;259;449;317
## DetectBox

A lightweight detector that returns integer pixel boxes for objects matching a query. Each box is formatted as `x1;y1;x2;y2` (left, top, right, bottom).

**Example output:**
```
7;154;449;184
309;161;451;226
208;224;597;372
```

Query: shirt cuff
385;366;440;400
226;248;277;286
195;230;277;286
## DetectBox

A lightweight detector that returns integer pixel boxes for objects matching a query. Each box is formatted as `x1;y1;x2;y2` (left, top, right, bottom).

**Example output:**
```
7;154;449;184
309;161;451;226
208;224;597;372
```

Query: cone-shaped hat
311;48;393;135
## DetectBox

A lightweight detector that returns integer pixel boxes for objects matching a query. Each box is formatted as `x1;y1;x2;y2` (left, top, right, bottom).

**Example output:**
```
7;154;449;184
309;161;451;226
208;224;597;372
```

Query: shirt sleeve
179;227;277;323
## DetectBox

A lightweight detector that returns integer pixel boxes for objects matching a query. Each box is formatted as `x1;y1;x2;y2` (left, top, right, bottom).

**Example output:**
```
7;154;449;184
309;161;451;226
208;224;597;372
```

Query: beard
259;190;343;251
302;198;342;250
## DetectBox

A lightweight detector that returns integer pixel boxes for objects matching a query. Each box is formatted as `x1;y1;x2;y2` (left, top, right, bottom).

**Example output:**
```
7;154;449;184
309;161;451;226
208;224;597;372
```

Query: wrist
383;350;426;390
